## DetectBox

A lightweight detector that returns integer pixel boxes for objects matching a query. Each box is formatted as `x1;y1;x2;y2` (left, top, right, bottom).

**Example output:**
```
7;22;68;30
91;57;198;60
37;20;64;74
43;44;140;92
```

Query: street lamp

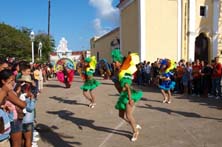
30;31;35;63
38;42;42;59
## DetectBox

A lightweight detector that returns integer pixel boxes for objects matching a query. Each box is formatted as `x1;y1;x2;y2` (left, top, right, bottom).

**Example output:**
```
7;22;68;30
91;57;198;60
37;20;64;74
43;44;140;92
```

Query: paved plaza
36;76;222;147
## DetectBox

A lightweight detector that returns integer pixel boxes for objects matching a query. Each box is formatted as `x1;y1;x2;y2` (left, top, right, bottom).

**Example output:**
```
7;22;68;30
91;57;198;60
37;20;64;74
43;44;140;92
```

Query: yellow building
118;0;222;62
90;28;120;63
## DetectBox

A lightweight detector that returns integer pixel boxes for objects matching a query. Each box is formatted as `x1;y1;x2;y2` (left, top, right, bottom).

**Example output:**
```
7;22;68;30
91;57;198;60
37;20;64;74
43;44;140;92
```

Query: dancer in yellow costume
80;56;100;108
112;50;143;142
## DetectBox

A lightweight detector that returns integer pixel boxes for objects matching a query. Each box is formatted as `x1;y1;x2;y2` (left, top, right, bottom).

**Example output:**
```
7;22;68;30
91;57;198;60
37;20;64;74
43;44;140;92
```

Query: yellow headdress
85;56;97;72
160;59;176;73
118;53;140;81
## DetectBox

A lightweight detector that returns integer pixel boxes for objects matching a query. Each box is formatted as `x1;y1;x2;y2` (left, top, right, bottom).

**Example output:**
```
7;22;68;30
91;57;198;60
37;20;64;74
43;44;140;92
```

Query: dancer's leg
126;103;139;141
166;90;172;103
161;89;168;103
89;90;96;108
83;90;92;103
119;110;129;123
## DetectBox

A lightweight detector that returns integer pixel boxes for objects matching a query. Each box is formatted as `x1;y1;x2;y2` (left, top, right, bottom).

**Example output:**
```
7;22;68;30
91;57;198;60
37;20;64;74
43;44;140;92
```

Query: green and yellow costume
111;49;143;110
80;56;100;91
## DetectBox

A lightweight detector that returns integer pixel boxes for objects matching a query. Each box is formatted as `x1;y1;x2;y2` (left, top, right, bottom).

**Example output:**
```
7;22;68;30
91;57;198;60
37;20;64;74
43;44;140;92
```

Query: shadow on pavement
99;82;114;86
73;79;84;83
44;84;65;88
47;110;132;140
138;104;222;122
140;97;162;103
108;93;120;97
132;85;160;93
132;84;222;110
175;94;222;110
35;123;81;147
49;96;88;106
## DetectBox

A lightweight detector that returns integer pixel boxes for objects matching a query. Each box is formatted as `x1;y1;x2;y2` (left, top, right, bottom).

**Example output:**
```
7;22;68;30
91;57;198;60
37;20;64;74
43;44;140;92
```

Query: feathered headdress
118;53;140;81
111;48;123;63
160;59;176;73
85;56;97;72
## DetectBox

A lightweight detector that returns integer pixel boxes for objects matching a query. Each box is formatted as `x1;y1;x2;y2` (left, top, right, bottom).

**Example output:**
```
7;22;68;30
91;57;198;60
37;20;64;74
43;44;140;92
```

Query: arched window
110;38;120;49
195;33;209;61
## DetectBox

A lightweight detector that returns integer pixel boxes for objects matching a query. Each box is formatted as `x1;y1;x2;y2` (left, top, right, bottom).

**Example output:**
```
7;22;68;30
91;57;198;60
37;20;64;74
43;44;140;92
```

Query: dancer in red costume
55;58;74;88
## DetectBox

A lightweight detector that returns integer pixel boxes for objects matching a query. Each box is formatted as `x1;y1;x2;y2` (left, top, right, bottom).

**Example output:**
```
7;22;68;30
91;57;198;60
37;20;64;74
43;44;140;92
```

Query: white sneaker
167;100;172;104
33;136;40;142
136;124;142;130
32;142;38;147
131;131;139;142
216;96;221;99
208;95;214;98
89;103;96;108
33;130;39;137
162;99;168;103
88;103;93;107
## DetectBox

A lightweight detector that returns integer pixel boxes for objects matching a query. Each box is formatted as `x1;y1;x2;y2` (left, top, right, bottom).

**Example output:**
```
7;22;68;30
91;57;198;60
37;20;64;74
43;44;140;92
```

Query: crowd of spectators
0;58;52;147
132;57;222;99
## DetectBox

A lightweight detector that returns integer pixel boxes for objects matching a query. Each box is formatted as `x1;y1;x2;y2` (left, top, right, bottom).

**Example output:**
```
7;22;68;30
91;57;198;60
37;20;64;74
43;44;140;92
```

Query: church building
91;0;222;63
118;0;222;62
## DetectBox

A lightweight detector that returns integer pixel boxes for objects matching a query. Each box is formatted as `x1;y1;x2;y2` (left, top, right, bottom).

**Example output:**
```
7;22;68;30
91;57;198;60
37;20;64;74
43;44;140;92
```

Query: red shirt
212;63;222;78
192;65;201;79
176;66;184;78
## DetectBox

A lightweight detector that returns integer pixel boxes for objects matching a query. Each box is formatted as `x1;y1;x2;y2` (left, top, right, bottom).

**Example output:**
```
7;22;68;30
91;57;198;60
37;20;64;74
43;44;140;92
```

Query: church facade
119;0;222;62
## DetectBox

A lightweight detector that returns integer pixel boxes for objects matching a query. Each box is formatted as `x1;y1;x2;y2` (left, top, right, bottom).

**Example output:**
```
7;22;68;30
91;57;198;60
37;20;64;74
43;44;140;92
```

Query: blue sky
0;0;120;51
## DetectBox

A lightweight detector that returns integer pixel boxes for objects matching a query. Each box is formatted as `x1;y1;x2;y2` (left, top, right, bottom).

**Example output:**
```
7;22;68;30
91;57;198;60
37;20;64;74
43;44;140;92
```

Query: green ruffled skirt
115;89;143;110
80;79;100;91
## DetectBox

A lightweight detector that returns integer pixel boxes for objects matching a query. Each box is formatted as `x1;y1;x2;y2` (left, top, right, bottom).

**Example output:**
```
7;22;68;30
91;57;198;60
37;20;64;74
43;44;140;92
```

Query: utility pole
48;0;51;63
48;0;51;37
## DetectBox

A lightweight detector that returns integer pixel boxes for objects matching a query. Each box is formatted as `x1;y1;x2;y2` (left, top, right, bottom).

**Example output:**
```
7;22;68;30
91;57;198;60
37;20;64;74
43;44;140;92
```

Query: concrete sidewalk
35;76;222;147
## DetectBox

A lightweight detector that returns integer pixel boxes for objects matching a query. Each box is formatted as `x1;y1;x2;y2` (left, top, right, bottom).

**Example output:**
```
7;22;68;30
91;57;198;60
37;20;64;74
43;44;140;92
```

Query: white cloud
89;0;119;23
89;0;119;36
93;18;110;36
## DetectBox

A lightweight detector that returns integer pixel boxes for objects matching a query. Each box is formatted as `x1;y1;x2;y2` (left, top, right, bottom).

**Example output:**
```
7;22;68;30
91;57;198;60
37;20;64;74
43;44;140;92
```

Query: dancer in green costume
80;56;100;108
111;48;123;93
111;49;143;142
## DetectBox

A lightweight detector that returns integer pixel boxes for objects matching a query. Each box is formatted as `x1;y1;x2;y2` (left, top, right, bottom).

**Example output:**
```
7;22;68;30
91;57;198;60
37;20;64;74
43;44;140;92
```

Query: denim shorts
22;123;33;132
10;120;23;134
